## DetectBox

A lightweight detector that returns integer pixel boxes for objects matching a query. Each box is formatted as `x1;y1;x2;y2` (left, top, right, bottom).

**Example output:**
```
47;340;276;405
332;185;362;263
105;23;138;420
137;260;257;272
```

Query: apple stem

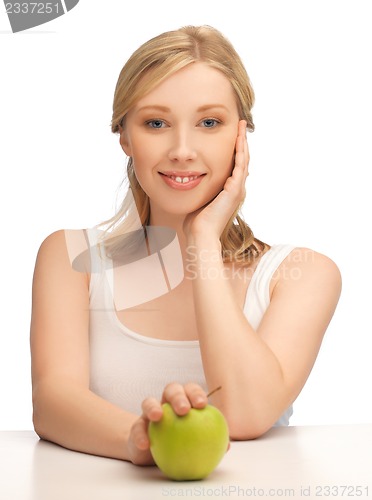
207;386;222;398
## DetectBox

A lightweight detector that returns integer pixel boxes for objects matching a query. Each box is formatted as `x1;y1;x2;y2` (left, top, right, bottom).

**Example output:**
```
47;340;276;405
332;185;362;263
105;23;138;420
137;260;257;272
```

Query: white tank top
86;227;295;426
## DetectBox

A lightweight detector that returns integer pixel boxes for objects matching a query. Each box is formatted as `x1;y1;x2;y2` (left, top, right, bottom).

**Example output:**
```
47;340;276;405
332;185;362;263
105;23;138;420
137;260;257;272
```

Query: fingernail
177;401;190;414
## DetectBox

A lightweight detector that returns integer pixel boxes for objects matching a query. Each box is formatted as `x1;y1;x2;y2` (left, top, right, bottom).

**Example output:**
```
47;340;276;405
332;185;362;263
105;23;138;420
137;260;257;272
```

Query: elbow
221;392;292;440
32;413;46;441
31;383;51;441
225;412;276;441
229;423;271;441
32;389;45;440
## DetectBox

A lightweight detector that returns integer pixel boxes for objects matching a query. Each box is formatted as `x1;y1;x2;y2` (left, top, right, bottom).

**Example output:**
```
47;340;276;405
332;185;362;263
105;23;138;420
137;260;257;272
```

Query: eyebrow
197;104;229;112
136;104;229;113
136;105;170;113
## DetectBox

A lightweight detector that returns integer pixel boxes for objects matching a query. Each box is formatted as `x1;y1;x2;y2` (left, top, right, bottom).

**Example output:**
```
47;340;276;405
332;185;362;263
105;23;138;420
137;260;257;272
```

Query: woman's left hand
183;119;249;241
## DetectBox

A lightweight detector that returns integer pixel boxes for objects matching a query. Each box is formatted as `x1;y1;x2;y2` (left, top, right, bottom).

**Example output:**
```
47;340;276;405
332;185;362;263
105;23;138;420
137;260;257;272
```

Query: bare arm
31;230;210;463
182;120;342;438
188;241;341;439
30;229;149;462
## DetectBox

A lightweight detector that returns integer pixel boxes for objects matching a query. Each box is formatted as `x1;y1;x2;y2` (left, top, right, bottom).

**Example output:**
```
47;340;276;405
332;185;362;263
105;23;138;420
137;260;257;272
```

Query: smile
169;175;199;184
159;172;206;190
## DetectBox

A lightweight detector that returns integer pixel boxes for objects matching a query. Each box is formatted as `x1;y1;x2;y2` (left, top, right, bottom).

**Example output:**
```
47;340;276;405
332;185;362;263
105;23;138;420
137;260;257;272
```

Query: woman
30;25;341;466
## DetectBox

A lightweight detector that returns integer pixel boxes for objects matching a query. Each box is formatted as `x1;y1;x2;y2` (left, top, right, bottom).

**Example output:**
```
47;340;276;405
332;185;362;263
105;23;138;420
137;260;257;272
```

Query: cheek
128;137;151;172
129;134;162;167
210;134;236;173
131;154;150;191
127;142;149;187
129;138;161;195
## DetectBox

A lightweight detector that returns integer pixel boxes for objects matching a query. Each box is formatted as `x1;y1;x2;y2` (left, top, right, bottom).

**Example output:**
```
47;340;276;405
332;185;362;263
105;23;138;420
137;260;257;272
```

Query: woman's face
119;62;241;221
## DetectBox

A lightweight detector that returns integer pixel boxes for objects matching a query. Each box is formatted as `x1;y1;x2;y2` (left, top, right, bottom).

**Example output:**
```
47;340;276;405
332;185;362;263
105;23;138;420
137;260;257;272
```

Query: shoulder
35;229;90;285
37;228;81;246
36;229;69;261
280;247;341;280
273;246;342;302
37;228;88;257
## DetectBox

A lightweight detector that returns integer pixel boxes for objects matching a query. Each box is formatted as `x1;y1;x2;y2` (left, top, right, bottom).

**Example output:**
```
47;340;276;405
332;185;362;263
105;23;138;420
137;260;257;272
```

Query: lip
159;171;206;190
159;171;205;177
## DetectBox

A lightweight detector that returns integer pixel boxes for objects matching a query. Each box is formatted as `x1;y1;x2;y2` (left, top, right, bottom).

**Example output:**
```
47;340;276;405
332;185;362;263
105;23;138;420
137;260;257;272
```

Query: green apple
148;403;229;481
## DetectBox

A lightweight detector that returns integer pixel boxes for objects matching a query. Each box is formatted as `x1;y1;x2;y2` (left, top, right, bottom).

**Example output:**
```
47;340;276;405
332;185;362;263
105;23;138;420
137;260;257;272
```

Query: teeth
170;175;197;183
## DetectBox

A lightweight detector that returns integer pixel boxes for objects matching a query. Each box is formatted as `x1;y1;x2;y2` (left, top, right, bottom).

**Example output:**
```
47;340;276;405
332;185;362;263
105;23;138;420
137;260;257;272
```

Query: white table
1;425;371;500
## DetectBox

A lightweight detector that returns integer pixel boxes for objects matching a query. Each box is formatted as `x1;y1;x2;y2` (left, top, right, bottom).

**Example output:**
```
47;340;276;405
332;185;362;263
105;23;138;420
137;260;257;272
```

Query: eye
200;118;221;128
146;119;166;129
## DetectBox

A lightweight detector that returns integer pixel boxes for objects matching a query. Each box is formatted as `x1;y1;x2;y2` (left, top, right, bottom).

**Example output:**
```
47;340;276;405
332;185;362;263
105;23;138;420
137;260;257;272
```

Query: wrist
185;239;224;281
186;233;221;251
185;238;222;266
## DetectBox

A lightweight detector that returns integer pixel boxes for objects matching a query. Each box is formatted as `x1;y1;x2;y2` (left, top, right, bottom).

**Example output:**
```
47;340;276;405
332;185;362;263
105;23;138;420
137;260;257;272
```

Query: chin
148;188;221;221
171;199;211;215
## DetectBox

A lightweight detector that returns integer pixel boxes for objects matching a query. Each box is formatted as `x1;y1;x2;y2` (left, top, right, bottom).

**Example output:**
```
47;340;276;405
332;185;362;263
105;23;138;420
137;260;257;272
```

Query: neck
148;208;189;256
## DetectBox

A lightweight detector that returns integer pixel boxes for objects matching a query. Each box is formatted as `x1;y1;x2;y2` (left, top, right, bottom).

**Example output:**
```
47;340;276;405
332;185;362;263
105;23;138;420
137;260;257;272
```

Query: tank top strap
84;226;108;268
84;226;109;303
243;244;296;329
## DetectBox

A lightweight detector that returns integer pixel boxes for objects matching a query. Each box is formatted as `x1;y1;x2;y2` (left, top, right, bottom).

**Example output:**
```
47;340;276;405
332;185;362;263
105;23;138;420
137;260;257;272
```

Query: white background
0;1;371;430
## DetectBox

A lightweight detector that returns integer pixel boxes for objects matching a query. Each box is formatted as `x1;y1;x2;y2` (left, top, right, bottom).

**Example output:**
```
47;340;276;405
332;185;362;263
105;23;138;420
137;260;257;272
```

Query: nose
167;127;197;162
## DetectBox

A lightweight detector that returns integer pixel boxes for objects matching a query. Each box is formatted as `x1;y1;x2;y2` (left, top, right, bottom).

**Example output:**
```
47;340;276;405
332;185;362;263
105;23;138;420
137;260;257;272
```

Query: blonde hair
100;25;265;262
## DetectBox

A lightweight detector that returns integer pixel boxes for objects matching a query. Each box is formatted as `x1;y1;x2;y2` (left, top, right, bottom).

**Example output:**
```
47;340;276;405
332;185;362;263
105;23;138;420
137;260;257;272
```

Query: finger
235;125;247;170
231;147;246;184
239;119;247;138
237;121;249;170
243;132;250;176
183;382;208;408
230;157;247;200
231;150;244;183
162;382;191;416
141;397;163;422
235;137;245;168
224;159;246;198
131;417;150;450
234;121;249;187
235;123;245;158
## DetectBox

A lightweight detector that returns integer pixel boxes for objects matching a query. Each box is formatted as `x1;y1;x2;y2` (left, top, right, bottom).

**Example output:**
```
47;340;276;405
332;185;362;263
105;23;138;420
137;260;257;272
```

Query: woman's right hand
127;383;208;465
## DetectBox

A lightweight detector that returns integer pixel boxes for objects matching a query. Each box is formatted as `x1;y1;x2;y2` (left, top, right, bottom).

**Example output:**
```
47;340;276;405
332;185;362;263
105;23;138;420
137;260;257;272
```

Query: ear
118;124;132;156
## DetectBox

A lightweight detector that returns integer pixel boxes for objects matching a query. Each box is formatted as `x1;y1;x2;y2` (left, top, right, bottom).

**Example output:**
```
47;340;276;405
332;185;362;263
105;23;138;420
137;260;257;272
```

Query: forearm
32;377;138;461
188;237;288;438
